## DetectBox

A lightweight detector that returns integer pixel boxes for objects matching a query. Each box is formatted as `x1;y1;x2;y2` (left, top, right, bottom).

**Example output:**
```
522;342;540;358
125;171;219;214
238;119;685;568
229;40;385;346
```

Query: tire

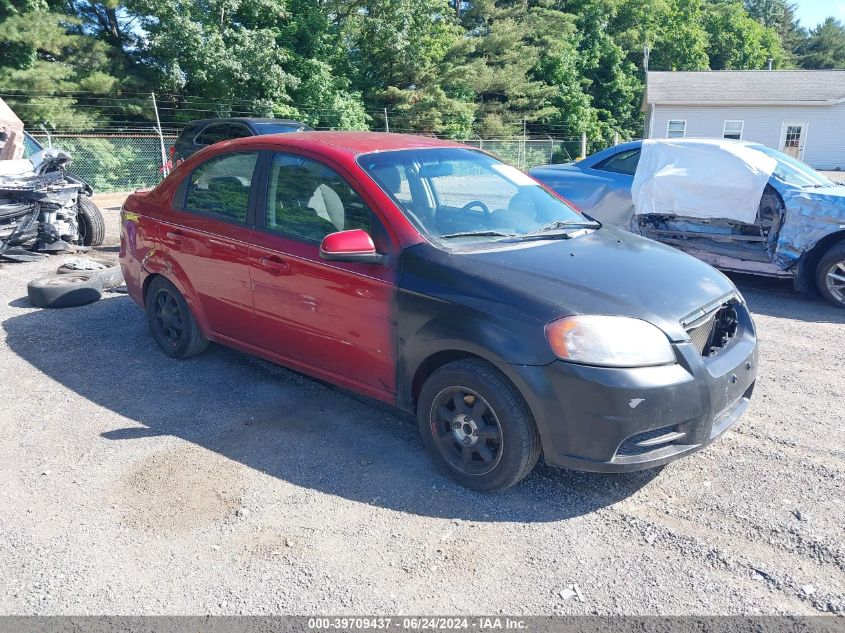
145;276;209;358
57;257;123;288
417;358;541;491
27;273;103;309
815;242;845;308
77;195;105;247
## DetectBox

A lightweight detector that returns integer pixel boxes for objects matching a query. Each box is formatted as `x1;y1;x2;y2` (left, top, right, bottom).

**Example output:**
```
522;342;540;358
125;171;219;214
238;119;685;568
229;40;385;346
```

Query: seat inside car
270;165;338;239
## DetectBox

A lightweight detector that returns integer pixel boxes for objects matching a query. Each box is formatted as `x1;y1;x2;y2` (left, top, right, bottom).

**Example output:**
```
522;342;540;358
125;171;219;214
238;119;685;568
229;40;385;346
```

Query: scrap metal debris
0;148;100;261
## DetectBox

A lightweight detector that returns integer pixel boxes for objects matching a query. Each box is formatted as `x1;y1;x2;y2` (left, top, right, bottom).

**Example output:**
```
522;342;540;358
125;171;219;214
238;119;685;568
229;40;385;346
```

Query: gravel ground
0;194;843;616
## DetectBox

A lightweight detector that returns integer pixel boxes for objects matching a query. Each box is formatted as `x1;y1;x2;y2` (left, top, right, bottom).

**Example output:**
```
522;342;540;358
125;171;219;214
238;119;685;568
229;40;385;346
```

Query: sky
793;0;845;28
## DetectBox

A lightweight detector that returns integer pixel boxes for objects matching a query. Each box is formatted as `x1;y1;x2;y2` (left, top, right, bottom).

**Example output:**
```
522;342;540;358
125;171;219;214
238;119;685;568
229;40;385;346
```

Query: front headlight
545;315;676;367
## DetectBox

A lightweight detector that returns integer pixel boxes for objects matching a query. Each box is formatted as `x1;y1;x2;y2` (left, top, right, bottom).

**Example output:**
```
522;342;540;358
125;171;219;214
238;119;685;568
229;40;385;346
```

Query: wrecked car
530;139;845;308
0;144;105;262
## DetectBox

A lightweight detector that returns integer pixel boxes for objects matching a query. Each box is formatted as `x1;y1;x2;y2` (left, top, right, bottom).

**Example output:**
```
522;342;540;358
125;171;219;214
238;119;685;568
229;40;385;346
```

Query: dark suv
171;118;312;163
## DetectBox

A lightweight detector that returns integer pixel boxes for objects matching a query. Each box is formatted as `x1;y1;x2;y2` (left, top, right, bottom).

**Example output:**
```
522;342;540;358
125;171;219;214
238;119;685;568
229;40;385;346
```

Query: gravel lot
0;194;843;616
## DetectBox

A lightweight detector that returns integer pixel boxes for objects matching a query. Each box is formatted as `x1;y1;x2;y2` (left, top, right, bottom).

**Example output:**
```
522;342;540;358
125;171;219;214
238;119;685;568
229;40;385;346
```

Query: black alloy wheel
153;288;185;348
430;386;503;476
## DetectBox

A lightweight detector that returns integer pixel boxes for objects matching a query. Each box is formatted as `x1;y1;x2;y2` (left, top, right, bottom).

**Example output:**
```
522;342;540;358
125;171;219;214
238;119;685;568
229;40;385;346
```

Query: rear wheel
145;277;209;358
815;242;845;308
417;358;541;491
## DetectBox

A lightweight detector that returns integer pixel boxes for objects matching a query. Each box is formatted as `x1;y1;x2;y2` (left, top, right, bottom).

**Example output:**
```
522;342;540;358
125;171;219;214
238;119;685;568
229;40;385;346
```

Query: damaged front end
636;184;791;278
631;140;845;305
0;148;88;262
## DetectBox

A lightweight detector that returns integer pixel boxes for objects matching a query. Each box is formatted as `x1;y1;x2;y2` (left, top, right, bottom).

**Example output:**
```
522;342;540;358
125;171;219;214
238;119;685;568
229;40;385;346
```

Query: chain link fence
31;132;589;193
31;133;176;193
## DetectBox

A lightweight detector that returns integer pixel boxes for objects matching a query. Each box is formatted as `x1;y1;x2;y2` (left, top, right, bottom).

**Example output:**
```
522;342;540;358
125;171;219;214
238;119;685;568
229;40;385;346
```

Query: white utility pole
151;92;168;177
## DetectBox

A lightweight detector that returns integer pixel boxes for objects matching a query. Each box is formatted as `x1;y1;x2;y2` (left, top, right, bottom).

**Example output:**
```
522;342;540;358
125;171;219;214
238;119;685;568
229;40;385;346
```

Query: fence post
38;124;52;148
151;92;168;177
580;131;587;159
613;131;619;146
383;108;390;133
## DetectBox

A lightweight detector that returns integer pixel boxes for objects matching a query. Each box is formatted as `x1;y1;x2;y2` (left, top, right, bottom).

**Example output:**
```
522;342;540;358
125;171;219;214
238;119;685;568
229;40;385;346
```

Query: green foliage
798;18;845;69
37;136;163;191
1;0;844;147
704;1;787;69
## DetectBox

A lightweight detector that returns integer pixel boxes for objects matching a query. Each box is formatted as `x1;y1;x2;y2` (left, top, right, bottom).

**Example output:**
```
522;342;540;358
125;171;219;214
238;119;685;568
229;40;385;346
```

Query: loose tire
145;277;209;358
417;358;541;491
815;242;845;308
77;195;105;247
27;273;103;309
57;257;123;288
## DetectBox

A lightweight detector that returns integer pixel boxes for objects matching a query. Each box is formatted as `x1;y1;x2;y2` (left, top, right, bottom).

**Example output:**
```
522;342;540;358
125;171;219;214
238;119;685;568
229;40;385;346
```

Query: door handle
165;230;186;243
258;256;290;275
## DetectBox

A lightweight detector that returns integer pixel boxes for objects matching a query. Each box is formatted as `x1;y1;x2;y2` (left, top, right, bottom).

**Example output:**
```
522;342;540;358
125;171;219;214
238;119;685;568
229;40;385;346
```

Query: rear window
184;152;259;222
195;123;231;146
594;149;640;175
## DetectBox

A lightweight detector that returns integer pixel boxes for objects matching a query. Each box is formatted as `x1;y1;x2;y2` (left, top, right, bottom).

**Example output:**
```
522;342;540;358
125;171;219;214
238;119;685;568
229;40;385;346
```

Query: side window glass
228;124;252;140
594;149;641;175
185;152;258;222
266;153;372;242
196;124;230;146
369;163;414;207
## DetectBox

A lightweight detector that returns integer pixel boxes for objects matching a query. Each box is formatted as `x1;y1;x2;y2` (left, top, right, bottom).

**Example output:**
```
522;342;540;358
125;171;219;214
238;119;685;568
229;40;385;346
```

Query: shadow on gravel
4;295;658;522
727;273;845;324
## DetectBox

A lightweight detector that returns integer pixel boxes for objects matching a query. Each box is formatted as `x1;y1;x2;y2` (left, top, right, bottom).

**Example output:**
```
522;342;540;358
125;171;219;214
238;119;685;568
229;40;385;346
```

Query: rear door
248;151;398;399
160;151;260;343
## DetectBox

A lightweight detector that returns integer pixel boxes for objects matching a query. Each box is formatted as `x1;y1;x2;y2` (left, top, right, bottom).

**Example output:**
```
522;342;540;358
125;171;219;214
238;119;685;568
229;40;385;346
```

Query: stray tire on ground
77;195;106;247
57;257;123;288
27;273;103;309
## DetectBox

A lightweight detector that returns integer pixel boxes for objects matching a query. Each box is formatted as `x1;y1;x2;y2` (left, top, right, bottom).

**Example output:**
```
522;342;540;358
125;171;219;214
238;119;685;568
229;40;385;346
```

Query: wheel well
798;230;845;293
411;350;484;410
141;273;163;307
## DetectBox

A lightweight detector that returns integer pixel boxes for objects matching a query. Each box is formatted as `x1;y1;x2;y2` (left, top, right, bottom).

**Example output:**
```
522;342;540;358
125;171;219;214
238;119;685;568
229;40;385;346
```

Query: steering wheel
461;200;491;216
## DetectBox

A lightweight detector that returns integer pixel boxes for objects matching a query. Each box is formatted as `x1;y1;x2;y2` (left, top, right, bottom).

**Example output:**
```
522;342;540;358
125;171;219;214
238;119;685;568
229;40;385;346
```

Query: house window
667;120;686;139
723;120;744;140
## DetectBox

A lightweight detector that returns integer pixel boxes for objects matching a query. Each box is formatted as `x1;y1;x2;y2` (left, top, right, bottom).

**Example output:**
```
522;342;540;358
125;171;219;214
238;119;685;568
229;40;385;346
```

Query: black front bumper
507;304;758;473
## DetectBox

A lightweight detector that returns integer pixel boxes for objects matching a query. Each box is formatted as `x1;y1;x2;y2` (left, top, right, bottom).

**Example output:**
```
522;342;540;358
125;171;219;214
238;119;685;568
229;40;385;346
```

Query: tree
342;0;469;135
799;18;845;69
704;1;786;69
0;11;123;126
744;0;805;64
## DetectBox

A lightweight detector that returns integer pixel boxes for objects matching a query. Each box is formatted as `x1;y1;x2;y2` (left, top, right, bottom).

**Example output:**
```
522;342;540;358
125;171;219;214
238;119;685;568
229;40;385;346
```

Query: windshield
752;145;834;188
22;131;43;158
253;122;309;135
359;148;589;245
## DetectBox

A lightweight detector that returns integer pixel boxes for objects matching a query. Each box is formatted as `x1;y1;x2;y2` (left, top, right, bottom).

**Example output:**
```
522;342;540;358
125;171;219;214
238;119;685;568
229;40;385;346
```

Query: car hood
446;227;738;341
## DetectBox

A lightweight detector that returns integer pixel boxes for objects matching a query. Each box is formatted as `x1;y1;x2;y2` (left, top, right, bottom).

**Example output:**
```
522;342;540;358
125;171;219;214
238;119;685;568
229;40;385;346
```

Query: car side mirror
319;229;384;265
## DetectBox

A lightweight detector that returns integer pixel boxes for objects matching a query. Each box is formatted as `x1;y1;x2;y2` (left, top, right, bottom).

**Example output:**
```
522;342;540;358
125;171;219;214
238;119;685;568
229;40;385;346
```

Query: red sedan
120;132;757;490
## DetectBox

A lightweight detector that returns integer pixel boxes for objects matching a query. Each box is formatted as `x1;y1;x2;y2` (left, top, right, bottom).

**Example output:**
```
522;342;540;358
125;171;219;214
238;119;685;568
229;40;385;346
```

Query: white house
643;70;845;170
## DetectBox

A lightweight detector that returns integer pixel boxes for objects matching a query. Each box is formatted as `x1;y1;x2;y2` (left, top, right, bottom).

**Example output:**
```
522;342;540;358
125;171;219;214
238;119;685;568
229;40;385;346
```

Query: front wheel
417;359;541;491
815;242;845;308
77;195;105;246
145;277;209;358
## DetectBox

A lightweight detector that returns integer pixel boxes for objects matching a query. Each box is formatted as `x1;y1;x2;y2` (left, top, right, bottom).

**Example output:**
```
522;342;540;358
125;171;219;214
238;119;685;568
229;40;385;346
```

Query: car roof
186;117;307;128
221;131;469;156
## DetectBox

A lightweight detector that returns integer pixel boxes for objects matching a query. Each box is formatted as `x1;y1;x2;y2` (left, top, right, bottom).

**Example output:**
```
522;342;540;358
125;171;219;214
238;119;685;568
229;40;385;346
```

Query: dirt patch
111;443;246;534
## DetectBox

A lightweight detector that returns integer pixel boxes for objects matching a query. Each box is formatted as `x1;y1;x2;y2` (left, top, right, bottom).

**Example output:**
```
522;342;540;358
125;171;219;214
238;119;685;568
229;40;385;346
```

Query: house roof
645;70;845;106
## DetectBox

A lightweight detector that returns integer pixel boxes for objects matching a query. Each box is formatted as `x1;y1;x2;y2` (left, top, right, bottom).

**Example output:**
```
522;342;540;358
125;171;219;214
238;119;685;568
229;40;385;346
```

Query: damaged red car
120;132;757;491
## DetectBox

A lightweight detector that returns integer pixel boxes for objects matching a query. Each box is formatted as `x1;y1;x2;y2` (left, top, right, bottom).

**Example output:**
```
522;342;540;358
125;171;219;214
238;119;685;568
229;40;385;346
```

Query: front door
159;151;259;343
248;151;398;400
780;122;808;160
